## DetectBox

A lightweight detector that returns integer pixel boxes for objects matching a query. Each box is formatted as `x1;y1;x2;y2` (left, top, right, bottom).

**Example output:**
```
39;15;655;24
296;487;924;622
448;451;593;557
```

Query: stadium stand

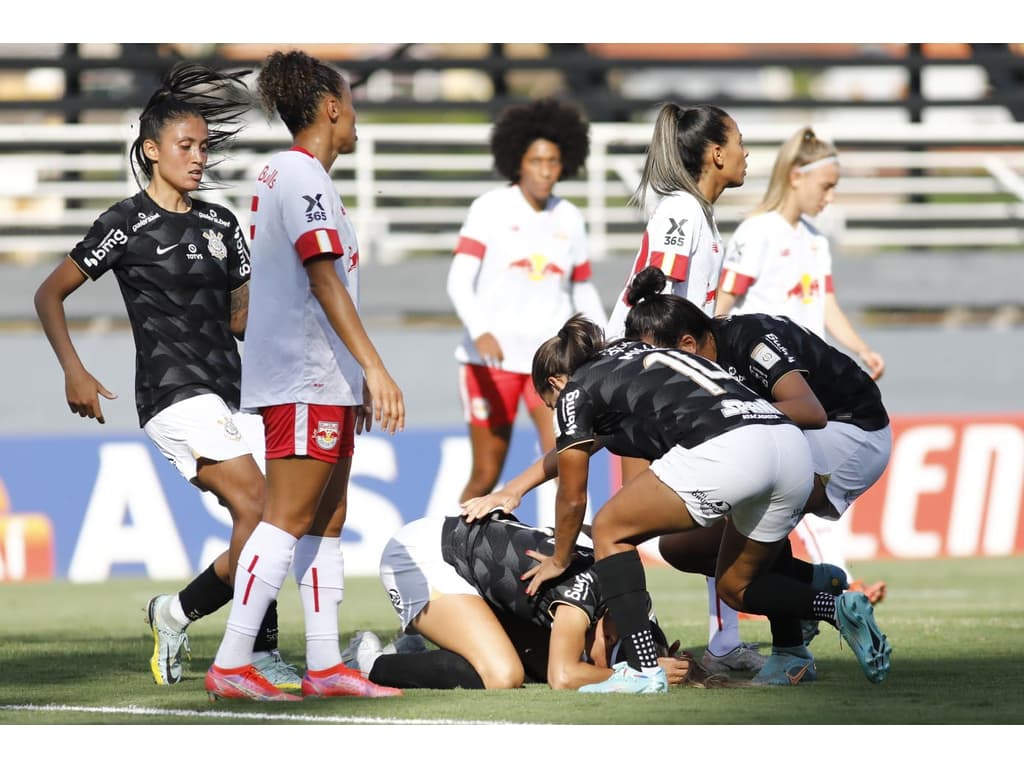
1;42;1023;329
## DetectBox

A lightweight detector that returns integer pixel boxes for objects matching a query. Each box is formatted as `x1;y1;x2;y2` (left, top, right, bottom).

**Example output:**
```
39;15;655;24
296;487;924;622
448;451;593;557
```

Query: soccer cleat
835;591;892;683
252;649;302;691
302;662;403;697
811;563;850;594
205;664;302;701
145;594;191;685
849;579;887;605
384;630;429;655
701;642;766;674
340;630;385;674
751;647;817;686
579;661;669;694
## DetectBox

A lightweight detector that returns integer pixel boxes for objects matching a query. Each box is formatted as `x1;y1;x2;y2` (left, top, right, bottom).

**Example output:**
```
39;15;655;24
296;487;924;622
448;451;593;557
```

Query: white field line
0;703;534;725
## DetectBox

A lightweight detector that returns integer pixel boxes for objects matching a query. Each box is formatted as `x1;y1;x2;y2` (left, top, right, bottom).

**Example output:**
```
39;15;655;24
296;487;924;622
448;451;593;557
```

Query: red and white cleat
301;662;404;698
205;663;302;702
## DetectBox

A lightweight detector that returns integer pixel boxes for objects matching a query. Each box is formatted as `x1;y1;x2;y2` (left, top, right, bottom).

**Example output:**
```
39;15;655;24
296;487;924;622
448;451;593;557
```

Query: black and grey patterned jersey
441;514;602;628
554;339;791;459
712;314;889;431
69;191;251;426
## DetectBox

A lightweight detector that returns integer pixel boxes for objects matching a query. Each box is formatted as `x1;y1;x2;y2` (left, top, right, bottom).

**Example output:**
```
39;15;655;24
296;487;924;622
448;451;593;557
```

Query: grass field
1;555;1022;756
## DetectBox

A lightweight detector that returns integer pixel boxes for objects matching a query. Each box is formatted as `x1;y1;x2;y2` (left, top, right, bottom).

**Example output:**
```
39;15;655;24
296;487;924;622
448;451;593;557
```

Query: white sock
163;595;189;631
706;576;742;656
293;534;345;672
793;516;852;581
213;522;297;669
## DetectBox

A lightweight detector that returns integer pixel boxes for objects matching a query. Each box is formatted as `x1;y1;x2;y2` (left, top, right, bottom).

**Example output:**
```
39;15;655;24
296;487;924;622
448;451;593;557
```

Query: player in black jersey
342;512;701;690
34;63;298;690
465;313;892;690
623;265;894;681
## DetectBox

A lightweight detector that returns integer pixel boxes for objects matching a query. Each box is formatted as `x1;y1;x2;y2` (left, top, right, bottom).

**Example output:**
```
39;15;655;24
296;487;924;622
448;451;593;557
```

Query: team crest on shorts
470;397;490;421
203;229;228;260
220;416;241;441
387;588;402;610
314;420;340;450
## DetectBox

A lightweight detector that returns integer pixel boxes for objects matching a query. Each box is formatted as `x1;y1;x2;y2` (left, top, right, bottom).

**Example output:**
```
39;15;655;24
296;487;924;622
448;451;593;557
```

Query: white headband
798;156;839;173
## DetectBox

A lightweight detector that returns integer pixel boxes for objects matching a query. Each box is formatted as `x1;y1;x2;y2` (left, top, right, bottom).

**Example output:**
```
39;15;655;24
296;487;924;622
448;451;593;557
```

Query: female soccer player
34;62;296;690
343;511;703;691
206;49;405;701
715;126;886;603
446;98;607;505
626;265;892;676
605;102;748;337
465;314;891;692
604;103;761;676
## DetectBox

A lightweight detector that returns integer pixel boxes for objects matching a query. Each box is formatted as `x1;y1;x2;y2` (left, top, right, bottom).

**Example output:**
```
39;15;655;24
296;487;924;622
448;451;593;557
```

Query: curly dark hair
257;49;346;135
490;98;590;182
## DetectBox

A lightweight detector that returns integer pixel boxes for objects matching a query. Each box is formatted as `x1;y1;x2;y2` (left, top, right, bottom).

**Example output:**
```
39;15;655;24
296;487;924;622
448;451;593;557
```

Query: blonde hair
755;126;838;214
632;103;733;226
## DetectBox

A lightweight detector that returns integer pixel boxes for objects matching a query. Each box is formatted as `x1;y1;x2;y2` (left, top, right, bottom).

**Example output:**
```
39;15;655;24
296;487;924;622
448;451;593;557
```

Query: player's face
793;162;839;216
517;138;562;211
717;117;748;189
147;114;209;193
332;84;358;155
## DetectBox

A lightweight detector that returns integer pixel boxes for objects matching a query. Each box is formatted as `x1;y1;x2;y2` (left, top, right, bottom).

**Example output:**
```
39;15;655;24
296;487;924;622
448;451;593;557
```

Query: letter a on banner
69;442;191;582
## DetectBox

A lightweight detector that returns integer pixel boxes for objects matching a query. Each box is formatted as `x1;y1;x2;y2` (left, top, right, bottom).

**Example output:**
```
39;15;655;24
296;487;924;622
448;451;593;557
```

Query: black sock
594;550;658;670
767;615;804;648
254;600;279;653
368;649;485;689
178;563;233;622
811;592;838;625
741;571;815;619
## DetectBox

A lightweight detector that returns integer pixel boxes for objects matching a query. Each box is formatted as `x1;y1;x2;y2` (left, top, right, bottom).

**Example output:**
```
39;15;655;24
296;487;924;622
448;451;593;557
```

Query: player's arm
824;292;885;380
34;257;117;423
229;281;249;340
547;606;615;690
305;257;405;434
770;369;827;429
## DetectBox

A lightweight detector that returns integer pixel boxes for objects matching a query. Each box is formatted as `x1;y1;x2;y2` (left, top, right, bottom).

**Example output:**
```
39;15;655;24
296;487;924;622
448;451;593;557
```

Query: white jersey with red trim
241;147;363;409
447;184;600;373
606;190;724;338
718;211;834;338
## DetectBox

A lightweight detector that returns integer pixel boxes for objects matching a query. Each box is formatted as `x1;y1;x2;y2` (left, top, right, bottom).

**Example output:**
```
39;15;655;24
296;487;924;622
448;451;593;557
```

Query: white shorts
804;422;892;520
649;423;813;543
379;515;478;631
143;393;254;482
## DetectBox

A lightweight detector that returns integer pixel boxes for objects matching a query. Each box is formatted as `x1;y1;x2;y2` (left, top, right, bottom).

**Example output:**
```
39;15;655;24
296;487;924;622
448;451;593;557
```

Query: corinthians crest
203;229;227;260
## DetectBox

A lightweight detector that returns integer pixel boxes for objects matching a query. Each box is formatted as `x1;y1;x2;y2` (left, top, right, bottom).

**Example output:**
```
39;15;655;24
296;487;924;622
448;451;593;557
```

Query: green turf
1;556;1022;726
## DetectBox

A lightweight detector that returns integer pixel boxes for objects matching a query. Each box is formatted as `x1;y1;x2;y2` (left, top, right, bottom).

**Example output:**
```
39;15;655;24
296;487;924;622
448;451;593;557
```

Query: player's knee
477;658;525;690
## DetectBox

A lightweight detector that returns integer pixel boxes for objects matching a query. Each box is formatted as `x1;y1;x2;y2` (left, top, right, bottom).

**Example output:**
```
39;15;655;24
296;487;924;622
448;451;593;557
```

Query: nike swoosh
156;244;178;255
786;664;809;684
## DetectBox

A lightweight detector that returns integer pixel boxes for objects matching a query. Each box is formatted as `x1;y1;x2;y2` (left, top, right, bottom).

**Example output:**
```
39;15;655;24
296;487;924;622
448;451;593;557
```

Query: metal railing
3;120;1024;268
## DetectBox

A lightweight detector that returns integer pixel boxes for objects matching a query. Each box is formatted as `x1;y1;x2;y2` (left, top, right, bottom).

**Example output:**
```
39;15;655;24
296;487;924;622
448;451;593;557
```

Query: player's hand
461;490;522;522
860;349;885;381
521;550;569;596
474;333;504;369
65;368;116;424
364;365;405;434
354;380;375;434
657;653;692;686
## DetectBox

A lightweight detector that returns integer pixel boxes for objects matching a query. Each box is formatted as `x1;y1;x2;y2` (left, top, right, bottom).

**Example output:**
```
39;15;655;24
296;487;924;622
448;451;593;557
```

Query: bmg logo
83;227;127;267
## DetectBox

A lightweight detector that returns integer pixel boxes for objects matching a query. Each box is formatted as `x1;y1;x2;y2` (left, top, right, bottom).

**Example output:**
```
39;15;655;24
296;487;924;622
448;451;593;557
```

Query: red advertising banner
799;413;1024;561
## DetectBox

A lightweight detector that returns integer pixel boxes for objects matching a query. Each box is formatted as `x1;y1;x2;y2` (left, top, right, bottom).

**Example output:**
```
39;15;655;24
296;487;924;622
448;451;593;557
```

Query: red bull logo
314;420;340;451
508;253;565;281
786;273;820;303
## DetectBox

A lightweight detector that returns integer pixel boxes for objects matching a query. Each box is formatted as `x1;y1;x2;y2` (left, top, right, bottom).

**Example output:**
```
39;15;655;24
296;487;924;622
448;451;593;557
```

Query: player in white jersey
446;98;607;505
605;103;747;339
715;126;887;606
207;50;404;702
604;104;763;675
